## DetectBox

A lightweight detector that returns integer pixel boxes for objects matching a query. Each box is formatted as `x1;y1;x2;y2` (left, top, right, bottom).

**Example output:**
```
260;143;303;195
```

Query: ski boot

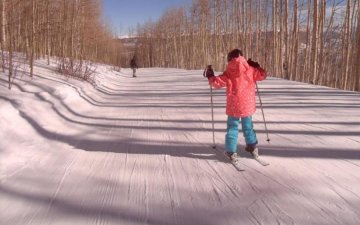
245;145;259;158
224;152;238;163
245;144;269;166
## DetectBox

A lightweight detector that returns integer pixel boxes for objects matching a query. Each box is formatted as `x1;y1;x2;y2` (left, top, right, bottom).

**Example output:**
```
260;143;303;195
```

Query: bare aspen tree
300;0;311;82
0;0;5;72
277;0;283;77
283;0;289;79
46;0;50;64
248;1;253;58
321;0;336;87
317;0;326;85
242;0;247;56
310;0;319;84
7;0;13;89
353;0;360;91
235;0;242;53
213;0;218;68
263;0;271;69
221;0;227;55
1;0;4;44
289;0;298;81
272;0;278;76
29;0;35;77
342;0;351;89
254;0;261;60
348;0;357;90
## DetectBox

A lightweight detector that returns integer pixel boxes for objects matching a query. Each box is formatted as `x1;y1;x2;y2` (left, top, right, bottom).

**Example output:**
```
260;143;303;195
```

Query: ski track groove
261;199;297;225
0;108;46;184
95;153;112;225
241;164;299;196
94;108;117;225
159;112;183;220
307;159;360;200
259;199;279;224
196;159;225;205
0;147;41;184
343;159;360;168
246;206;262;225
287;161;359;223
197;158;230;205
325;177;360;213
244;169;265;193
204;156;242;200
176;156;198;209
144;118;150;224
238;160;347;224
328;186;360;219
43;151;78;222
164;155;178;225
127;159;137;202
177;130;238;205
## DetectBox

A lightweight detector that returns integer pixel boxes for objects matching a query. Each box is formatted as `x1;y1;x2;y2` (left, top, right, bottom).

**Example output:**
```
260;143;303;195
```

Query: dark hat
227;49;243;62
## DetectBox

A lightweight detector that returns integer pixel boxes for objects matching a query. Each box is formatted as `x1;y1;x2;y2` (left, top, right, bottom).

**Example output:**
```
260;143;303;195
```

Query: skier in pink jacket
205;49;267;161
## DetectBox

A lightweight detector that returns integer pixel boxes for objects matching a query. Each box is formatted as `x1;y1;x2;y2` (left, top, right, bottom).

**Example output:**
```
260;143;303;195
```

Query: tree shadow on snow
0;181;238;225
259;145;360;159
4;102;358;160
1;69;360;161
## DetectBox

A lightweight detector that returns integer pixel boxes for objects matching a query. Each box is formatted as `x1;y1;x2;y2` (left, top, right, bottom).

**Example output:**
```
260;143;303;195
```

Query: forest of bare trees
1;0;358;92
135;0;360;91
0;0;123;89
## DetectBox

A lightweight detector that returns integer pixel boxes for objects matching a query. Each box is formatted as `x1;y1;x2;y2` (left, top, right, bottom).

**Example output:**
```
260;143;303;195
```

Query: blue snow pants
225;116;257;153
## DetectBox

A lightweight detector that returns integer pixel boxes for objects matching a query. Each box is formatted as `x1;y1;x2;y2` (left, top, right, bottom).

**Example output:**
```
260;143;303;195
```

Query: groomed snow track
1;60;360;225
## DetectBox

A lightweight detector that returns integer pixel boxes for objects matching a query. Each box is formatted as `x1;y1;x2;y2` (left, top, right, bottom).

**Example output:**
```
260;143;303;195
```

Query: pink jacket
208;56;267;118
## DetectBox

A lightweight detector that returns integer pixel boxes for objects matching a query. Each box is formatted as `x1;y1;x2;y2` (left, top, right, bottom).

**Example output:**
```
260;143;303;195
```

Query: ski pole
210;86;216;148
256;83;270;143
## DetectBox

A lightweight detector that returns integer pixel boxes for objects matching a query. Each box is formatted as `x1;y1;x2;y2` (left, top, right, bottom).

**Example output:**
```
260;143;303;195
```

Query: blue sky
102;0;192;36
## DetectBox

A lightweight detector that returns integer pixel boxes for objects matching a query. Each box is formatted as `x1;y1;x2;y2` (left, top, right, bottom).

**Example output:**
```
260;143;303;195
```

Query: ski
249;148;270;166
212;146;245;171
225;152;246;171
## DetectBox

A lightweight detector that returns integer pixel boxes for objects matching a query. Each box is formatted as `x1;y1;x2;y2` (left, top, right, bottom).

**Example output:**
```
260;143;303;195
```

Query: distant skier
204;49;267;162
130;55;138;77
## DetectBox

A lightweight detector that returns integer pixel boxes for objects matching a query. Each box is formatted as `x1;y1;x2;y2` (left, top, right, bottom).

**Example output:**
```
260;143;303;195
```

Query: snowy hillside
0;60;360;225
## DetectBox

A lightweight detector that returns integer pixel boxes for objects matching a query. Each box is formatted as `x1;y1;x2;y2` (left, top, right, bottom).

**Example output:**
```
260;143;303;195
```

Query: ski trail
1;64;360;225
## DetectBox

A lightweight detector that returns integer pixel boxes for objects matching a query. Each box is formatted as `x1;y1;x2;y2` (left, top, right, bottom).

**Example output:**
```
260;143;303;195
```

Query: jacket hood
227;56;250;76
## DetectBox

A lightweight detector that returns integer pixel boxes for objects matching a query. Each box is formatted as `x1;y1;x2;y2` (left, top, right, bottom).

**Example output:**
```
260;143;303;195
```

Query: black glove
247;58;260;68
203;65;215;79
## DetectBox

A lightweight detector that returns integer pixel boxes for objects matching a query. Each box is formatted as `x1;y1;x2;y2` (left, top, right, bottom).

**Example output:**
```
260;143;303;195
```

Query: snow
1;60;360;225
